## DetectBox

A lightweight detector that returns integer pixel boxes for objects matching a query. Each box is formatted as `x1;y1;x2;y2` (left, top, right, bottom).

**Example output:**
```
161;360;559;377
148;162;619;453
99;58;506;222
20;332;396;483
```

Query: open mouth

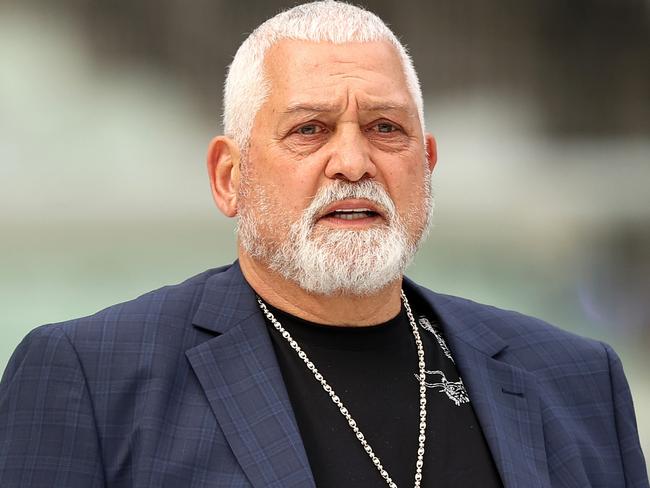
326;208;379;220
318;208;383;225
315;198;387;227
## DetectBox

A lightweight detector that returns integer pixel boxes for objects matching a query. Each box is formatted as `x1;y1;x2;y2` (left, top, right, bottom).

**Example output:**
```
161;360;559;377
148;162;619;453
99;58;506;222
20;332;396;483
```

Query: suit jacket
1;262;647;487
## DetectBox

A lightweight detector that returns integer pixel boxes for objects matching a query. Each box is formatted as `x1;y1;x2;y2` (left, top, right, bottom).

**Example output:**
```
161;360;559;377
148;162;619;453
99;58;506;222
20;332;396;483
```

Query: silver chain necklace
257;290;427;488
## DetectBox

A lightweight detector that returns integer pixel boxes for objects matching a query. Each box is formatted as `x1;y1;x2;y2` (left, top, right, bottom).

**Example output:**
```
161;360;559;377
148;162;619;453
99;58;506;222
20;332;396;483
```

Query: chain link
257;290;427;488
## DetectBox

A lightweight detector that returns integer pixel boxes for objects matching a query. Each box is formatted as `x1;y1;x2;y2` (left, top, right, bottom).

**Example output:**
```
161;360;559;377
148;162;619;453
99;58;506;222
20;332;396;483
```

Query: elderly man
1;2;647;487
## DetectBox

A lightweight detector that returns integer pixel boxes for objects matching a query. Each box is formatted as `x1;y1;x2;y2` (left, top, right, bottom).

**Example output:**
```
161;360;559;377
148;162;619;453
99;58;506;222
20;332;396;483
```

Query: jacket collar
187;262;316;488
192;261;260;335
188;264;550;488
407;278;551;487
403;277;509;357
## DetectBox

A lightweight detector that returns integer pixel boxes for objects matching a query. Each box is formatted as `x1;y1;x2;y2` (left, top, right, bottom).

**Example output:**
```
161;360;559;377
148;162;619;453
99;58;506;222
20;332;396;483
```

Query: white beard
238;177;432;296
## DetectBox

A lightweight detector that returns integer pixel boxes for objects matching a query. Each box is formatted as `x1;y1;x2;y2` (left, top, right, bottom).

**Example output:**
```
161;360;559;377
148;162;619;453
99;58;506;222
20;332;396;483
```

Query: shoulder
2;264;241;420
6;265;235;377
409;284;649;483
39;265;230;341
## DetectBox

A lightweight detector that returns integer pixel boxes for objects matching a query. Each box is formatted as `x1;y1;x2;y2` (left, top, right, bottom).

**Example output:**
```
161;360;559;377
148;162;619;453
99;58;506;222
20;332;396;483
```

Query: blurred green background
1;0;649;463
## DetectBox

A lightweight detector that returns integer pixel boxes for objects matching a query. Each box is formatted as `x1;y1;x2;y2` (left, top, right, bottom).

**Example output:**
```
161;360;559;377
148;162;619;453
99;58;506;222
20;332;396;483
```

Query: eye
370;121;401;133
295;123;325;135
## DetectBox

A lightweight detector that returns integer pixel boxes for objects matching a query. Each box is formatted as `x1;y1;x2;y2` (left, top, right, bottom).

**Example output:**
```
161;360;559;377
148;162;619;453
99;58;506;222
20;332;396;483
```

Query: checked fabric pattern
1;262;648;487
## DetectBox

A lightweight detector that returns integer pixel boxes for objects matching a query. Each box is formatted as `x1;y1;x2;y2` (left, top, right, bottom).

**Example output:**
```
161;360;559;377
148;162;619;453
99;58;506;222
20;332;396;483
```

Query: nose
324;125;377;182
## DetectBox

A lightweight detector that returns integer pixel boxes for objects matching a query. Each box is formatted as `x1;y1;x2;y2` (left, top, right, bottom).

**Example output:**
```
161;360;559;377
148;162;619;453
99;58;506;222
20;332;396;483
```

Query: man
1;1;647;487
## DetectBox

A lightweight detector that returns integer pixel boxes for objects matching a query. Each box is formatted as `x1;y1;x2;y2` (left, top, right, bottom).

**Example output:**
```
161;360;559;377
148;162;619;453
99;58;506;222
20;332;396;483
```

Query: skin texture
208;39;437;326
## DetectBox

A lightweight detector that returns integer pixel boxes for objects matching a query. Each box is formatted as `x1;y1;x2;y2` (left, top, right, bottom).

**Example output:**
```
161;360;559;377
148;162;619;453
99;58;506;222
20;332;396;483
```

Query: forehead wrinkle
281;101;342;116
280;90;413;118
357;101;411;113
279;102;415;121
335;74;367;82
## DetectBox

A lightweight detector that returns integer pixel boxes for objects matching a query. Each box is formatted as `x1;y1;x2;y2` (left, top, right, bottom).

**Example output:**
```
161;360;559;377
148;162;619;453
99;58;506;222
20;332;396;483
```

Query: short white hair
222;0;425;150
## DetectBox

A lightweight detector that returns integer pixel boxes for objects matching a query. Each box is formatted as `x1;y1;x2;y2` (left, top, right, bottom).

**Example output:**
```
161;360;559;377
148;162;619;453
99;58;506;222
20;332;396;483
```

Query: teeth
338;213;369;220
332;209;374;220
335;208;372;213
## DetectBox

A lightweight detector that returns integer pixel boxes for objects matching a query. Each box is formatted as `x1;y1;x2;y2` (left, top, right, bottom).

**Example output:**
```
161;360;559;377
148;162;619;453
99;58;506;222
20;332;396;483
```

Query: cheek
382;163;429;222
256;171;318;221
383;160;421;199
268;159;326;210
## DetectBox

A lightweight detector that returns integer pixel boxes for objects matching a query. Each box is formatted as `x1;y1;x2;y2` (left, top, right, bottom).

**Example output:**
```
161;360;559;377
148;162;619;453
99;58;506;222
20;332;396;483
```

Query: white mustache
303;180;397;225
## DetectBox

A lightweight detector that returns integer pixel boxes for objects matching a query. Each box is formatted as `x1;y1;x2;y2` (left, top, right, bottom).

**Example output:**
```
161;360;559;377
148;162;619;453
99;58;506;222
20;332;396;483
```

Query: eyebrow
281;101;412;116
359;102;411;113
282;102;339;115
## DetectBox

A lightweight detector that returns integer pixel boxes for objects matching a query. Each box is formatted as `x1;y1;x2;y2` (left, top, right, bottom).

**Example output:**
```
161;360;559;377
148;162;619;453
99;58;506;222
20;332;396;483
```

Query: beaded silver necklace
257;290;427;488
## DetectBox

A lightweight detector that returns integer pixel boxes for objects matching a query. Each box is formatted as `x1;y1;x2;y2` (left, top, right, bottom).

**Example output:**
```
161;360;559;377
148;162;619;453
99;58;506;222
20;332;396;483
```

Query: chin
272;235;414;297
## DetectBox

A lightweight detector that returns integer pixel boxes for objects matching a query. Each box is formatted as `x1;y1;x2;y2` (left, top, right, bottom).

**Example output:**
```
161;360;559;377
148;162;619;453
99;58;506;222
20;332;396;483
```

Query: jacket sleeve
0;325;106;487
603;342;649;488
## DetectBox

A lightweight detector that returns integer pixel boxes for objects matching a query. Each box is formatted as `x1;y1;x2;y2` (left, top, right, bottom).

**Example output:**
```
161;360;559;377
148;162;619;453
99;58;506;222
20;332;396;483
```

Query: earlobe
425;134;437;172
207;136;241;217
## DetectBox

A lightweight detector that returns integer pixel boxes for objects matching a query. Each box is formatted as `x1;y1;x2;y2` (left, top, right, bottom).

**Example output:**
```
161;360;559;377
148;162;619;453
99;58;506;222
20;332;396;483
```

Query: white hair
222;0;425;150
238;177;432;296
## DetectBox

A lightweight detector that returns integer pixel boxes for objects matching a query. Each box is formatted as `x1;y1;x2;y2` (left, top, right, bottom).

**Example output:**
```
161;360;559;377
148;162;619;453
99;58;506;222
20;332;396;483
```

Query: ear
207;136;241;217
425;133;437;172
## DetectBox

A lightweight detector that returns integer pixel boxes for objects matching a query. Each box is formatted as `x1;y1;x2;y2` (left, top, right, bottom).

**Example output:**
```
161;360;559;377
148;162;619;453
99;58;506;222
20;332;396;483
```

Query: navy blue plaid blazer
1;262;647;487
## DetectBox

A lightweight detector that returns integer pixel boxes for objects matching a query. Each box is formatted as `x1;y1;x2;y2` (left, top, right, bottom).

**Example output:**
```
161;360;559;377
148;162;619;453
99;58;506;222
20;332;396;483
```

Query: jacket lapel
185;266;551;487
412;283;551;488
186;263;315;488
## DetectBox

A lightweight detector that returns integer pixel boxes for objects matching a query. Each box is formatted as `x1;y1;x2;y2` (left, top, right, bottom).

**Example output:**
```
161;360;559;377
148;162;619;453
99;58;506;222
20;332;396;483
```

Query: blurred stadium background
1;0;649;461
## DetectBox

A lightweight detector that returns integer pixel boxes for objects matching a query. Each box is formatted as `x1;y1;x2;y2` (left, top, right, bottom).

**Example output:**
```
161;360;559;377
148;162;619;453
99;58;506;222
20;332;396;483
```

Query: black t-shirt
262;295;503;487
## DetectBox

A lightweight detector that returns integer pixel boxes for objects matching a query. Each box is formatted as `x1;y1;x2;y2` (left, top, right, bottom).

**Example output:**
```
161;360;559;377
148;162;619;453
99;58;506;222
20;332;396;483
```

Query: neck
238;250;403;327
